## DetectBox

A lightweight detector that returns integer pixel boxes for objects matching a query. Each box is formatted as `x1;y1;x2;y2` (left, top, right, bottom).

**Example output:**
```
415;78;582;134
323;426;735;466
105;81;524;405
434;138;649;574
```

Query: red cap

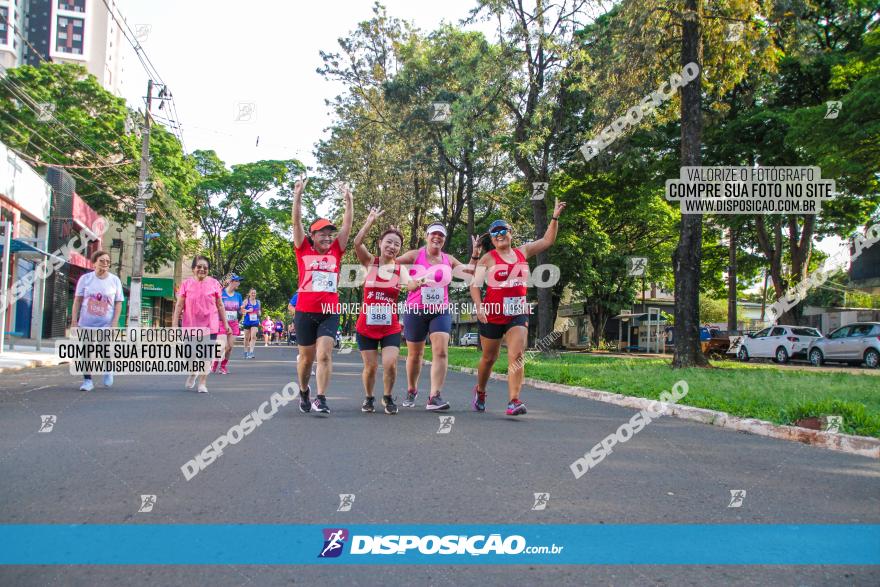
310;218;337;233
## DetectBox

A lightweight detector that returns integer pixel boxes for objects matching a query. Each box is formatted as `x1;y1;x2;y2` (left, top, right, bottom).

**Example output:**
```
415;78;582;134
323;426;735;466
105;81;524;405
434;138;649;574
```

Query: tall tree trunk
727;226;738;334
529;172;553;342
672;0;709;368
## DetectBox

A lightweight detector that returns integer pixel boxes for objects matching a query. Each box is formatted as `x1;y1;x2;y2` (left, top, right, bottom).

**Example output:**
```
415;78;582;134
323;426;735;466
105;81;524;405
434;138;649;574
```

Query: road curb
0;358;66;374
430;361;880;459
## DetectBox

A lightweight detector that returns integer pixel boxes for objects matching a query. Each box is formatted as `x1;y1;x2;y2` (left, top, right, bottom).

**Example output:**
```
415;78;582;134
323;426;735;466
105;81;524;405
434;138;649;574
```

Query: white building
0;139;52;341
0;0;126;96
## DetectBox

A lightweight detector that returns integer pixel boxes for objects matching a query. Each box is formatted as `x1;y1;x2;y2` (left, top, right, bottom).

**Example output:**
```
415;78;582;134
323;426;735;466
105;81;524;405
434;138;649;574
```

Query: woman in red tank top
353;207;420;415
469;199;567;416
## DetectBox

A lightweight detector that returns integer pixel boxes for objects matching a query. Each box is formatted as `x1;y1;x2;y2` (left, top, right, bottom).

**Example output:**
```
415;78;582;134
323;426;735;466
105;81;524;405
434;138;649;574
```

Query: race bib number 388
366;305;392;326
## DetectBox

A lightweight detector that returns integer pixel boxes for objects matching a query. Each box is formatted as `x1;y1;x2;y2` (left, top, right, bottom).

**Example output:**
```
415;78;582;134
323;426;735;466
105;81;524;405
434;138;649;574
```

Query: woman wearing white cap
396;222;482;410
470;199;566;416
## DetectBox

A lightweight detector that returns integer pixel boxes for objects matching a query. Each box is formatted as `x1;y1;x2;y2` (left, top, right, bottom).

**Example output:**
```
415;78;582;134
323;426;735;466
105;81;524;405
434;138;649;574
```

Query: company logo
728;490;746;508
337;494;355;512
532;493;550;510
38;415;57;433
437;416;455;434
138;494;157;513
319;528;349;558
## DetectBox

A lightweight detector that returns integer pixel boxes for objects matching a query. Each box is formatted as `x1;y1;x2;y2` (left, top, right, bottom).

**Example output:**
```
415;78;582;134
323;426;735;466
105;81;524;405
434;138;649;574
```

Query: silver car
807;322;880;368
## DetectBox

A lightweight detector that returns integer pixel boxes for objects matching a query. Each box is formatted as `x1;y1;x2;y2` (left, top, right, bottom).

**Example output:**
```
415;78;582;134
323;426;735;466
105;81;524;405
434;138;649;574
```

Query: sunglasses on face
195;265;209;270
428;231;446;238
490;228;509;237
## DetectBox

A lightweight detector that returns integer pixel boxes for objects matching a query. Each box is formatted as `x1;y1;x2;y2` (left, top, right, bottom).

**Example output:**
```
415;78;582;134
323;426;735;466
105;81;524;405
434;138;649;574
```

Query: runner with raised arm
352;207;419;415
292;177;354;415
470;199;567;415
397;224;482;410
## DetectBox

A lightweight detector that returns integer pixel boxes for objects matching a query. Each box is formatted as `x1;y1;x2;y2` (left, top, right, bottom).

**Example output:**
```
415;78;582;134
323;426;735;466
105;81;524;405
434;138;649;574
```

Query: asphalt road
1;344;878;586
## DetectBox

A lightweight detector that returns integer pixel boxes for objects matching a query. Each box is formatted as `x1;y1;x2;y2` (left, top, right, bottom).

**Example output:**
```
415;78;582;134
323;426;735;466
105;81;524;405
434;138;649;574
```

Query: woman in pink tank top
396;222;483;411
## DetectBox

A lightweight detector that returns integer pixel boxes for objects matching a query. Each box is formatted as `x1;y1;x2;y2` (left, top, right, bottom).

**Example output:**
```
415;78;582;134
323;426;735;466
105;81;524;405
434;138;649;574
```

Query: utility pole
128;79;153;327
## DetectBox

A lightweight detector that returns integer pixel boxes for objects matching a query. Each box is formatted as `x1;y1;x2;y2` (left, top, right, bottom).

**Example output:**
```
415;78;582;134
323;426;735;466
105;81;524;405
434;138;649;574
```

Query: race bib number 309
312;271;338;293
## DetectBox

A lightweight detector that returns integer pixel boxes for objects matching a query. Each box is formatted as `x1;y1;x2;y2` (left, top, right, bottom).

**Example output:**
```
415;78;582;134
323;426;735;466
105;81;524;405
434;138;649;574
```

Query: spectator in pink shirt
171;256;228;393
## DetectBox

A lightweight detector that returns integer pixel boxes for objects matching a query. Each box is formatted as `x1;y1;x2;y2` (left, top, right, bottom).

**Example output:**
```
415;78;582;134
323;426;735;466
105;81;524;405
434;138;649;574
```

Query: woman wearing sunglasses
172;255;229;394
470;199;567;415
396;222;482;411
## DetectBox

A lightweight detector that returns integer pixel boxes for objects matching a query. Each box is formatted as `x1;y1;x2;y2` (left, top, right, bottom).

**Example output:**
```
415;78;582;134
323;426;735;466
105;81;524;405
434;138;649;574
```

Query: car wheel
809;348;823;367
738;347;749;362
865;349;880;369
775;347;789;364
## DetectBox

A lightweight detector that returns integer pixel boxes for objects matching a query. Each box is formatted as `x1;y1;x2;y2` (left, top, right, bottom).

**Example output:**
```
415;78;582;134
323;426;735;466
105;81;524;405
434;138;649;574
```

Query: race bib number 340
503;296;527;316
312;271;338;293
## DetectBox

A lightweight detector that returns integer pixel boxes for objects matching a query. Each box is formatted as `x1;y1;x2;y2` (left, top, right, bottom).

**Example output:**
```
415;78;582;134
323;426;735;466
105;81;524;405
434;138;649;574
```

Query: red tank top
484;248;530;325
356;260;403;338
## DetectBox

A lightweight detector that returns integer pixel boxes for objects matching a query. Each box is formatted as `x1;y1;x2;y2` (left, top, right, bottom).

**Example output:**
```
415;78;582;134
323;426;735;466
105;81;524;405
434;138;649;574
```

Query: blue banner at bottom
1;525;877;565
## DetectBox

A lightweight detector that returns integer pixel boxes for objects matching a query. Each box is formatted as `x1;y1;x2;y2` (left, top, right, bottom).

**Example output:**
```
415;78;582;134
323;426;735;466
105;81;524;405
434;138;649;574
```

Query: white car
736;325;823;364
459;333;479;347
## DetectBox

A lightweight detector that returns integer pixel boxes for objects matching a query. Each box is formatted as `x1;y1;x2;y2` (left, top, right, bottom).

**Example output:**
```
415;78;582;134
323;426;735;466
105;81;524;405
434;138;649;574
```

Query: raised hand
553;198;567;218
470;234;483;255
294;176;308;197
366;206;383;225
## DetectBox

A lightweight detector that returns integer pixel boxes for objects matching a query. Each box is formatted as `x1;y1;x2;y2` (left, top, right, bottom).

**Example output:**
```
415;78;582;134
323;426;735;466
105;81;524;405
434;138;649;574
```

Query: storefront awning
0;239;63;261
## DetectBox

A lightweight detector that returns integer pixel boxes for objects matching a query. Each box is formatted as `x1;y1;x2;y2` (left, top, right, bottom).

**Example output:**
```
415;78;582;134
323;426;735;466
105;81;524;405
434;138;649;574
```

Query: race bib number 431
503;296;527;316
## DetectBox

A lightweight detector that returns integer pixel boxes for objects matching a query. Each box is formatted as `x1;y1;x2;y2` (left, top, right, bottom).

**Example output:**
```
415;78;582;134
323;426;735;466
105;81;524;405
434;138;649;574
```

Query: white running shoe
197;384;208;394
79;379;94;391
103;374;114;387
185;374;197;389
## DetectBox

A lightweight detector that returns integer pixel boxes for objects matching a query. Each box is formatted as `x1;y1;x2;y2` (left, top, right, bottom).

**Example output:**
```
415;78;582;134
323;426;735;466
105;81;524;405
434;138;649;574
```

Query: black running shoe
361;396;375;413
426;394;450;411
383;395;398;415
299;387;311;413
312;395;330;414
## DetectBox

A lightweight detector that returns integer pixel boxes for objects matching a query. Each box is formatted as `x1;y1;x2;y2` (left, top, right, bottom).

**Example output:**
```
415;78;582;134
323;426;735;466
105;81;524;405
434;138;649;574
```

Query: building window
55;15;84;54
57;0;86;13
0;7;8;45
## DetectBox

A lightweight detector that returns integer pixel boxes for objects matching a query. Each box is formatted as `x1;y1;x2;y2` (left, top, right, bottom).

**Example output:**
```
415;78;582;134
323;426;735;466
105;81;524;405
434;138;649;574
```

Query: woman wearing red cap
470;199;566;416
291;177;353;415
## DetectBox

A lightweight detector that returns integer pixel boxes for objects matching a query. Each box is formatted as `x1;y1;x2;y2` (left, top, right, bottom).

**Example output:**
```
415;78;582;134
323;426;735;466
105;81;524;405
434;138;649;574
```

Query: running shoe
312;395;330;414
103;373;114;387
79;379;94;392
506;398;527;416
361;397;375;413
383;396;398;415
185;374;197;390
426;394;450;411
472;386;486;412
299;387;311;413
219;365;229;375
197;384;208;394
402;389;418;408
210;361;219;373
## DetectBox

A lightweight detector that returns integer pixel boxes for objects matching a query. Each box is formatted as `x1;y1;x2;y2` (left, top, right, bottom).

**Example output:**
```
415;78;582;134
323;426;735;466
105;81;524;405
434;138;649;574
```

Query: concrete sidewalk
0;343;66;373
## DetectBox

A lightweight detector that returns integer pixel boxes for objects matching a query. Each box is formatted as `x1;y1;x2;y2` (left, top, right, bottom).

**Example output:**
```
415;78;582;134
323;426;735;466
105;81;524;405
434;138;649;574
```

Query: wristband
471;256;480;261
551;216;559;221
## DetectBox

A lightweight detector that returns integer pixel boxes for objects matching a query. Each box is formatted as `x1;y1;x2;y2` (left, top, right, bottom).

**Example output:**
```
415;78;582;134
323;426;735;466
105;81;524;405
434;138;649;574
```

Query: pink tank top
406;247;452;309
